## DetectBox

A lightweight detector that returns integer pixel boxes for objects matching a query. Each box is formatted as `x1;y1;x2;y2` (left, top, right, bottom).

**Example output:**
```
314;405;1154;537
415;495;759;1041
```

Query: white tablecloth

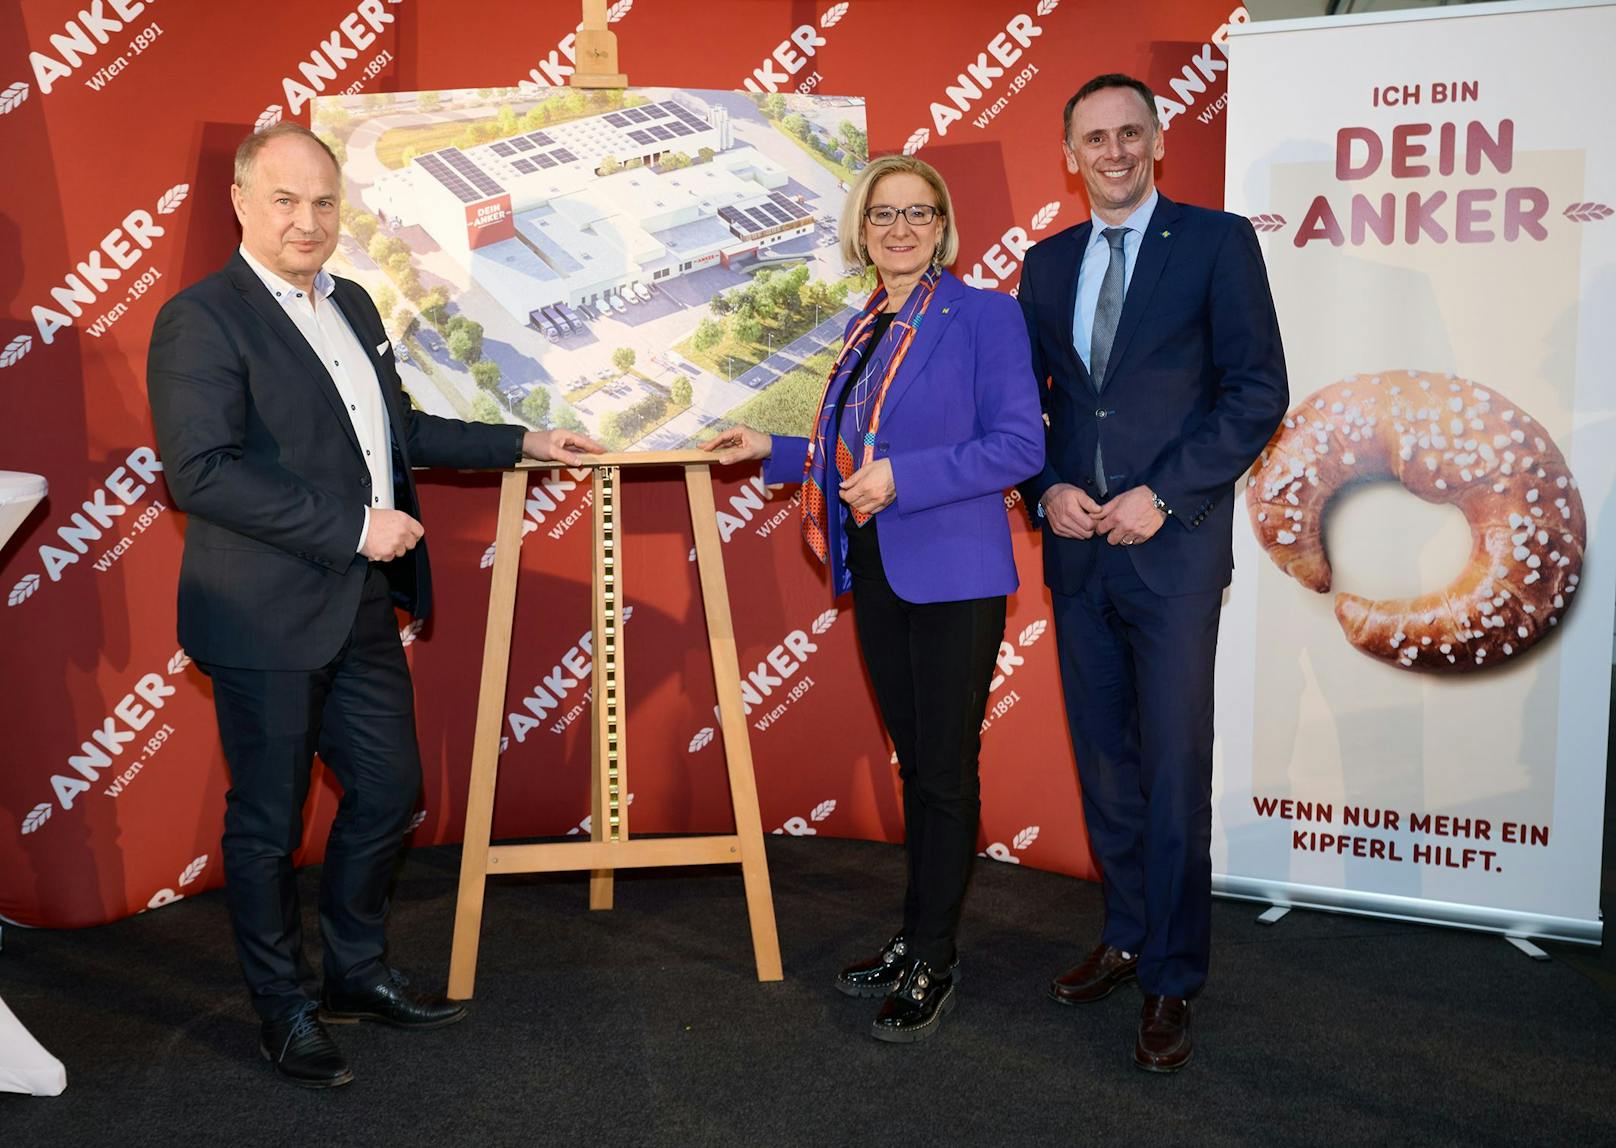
0;470;47;552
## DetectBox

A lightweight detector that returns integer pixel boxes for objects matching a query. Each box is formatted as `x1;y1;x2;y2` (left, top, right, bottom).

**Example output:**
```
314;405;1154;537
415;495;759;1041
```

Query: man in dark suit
147;123;600;1087
1018;75;1288;1072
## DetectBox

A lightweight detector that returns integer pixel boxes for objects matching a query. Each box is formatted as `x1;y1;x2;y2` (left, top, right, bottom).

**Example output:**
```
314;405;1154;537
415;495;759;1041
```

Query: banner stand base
1214;875;1602;947
1255;905;1291;926
1505;936;1552;962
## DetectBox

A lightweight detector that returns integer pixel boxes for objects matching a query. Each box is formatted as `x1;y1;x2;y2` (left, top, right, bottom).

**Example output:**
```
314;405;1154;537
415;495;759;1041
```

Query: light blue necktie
1089;227;1127;495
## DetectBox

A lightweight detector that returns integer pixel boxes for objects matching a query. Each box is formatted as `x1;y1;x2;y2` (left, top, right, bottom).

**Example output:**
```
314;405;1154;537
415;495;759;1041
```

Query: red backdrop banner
0;0;1244;927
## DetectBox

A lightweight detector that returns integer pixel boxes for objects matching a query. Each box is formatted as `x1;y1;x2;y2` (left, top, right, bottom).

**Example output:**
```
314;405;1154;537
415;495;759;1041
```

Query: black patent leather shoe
260;1002;353;1088
835;933;910;998
321;968;467;1030
836;935;962;998
870;958;956;1043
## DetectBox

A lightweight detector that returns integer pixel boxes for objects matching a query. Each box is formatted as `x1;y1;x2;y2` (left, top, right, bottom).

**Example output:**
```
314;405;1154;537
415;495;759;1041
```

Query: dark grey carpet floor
2;831;1613;1147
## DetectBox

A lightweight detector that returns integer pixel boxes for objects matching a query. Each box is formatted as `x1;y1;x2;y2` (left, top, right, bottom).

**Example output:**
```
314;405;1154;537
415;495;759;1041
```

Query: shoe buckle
911;987;925;1001
916;973;929;989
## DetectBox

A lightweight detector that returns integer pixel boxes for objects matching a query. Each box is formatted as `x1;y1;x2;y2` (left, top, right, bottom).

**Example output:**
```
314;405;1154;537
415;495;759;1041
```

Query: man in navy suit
148;123;599;1087
1018;74;1288;1072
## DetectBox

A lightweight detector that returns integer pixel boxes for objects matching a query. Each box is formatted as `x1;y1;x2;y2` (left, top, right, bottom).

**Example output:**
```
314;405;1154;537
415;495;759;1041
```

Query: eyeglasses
864;204;940;227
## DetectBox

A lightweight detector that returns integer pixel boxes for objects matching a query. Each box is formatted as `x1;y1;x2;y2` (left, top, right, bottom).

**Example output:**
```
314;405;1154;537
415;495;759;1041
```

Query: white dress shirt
237;245;392;553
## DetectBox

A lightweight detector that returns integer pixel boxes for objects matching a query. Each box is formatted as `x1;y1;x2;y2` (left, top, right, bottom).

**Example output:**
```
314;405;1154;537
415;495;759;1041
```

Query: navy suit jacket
766;271;1044;604
1018;195;1288;597
147;253;524;671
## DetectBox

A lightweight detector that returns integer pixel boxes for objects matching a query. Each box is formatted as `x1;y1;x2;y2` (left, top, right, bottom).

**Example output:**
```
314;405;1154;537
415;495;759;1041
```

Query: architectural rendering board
316;87;870;451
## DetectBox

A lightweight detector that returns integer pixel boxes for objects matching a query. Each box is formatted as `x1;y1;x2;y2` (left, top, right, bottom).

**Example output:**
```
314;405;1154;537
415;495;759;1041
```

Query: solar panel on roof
554;148;577;163
514;137;536;152
623;108;648;123
527;131;554;146
491;141;515;157
669;123;693;137
604;114;627;127
511;157;535;173
535;154;556;169
649;125;673;141
629;130;652;145
417;153;479;203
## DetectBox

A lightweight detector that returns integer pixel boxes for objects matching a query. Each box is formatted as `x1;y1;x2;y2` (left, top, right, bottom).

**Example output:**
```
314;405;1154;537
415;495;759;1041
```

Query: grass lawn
674;303;843;380
374;94;655;170
701;350;837;440
777;127;859;186
613;400;693;450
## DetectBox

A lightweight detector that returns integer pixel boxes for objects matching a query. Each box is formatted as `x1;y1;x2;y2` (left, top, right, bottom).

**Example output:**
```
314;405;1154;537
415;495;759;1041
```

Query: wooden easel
447;454;783;998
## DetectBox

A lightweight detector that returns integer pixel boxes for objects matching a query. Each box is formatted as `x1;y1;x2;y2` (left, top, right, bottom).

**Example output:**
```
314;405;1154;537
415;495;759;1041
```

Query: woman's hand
701;425;773;466
839;458;896;516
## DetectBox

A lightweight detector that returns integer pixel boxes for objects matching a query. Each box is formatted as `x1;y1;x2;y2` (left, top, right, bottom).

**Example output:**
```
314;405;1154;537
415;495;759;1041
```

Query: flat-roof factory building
364;97;816;322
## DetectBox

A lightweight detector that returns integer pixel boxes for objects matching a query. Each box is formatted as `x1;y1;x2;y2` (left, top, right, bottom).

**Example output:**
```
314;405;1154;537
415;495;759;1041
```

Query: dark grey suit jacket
147;252;523;670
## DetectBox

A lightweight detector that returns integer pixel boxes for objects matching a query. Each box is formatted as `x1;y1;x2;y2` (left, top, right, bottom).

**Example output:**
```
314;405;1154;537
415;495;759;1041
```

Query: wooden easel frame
447;453;783;998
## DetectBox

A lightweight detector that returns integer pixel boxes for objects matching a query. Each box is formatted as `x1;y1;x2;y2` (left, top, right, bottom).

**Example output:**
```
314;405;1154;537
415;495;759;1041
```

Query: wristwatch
1151;492;1172;517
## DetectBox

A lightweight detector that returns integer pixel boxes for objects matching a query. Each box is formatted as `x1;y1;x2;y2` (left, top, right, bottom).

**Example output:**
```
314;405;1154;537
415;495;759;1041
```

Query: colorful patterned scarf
800;267;941;563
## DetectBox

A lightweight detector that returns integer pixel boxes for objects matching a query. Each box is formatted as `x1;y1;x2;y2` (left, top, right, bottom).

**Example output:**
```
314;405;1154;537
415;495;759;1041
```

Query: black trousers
1051;541;1223;998
200;566;422;1022
845;518;1006;968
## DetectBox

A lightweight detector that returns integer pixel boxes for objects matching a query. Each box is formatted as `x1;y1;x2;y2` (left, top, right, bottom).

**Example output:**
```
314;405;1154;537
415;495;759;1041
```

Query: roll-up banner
1216;0;1614;942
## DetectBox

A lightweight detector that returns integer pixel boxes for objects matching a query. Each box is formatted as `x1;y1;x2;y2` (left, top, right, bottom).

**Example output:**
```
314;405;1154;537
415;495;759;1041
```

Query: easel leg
685;467;783;981
589;465;617;910
449;469;528;999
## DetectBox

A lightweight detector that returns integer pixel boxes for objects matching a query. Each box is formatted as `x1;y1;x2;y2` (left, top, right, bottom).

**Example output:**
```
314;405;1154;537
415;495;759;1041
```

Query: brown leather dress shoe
1134;995;1192;1072
1049;943;1139;1005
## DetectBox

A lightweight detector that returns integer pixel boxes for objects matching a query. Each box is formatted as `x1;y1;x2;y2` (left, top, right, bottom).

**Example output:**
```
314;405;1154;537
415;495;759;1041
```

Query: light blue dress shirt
1071;189;1159;371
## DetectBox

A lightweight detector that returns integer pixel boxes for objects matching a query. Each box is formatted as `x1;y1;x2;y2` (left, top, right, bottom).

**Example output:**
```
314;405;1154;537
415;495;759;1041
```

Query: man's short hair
1062;74;1160;141
234;122;341;189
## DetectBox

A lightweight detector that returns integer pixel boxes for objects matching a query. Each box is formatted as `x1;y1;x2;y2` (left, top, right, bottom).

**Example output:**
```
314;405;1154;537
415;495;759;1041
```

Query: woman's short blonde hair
838;155;960;270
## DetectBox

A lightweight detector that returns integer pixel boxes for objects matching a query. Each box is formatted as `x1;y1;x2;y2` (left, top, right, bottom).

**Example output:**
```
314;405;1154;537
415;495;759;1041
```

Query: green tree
362;93;388;112
612;347;636;372
447;328;475;363
419;287;450;326
350;212;379;247
598;154;622;176
598;411;621;446
520;387;552;427
734;315;763;345
368;233;397;265
761;93;787;120
659;151;692;171
401;146;421;166
396;268;423;303
781;114;810;142
373;283;398;324
671;376;693;407
471;359;502;392
692;316;724;352
697;146;715;164
418;91;441;112
555;402;586;433
708;291;733;316
838;121;868;164
445;316;484;362
386;251;412;281
469;392;503;424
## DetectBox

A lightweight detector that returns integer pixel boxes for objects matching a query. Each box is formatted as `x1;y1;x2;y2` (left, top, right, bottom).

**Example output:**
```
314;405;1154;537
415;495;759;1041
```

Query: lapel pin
1161;230;1171;238
942;307;950;314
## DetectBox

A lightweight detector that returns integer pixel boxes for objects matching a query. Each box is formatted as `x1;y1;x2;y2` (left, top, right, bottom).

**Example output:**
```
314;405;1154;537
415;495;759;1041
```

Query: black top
831;311;895;573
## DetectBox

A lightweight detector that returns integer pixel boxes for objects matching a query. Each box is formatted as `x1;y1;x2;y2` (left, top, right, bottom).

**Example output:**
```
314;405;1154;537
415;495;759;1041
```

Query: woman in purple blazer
705;155;1044;1042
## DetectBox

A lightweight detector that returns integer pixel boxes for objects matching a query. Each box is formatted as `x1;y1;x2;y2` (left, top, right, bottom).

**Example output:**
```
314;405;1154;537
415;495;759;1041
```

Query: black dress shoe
1050;942;1139;1005
836;935;961;998
260;1002;353;1088
322;968;467;1030
870;958;955;1043
835;933;911;998
1134;995;1193;1073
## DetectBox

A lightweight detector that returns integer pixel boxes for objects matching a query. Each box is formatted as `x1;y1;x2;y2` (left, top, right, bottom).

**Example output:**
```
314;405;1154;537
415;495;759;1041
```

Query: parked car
630;282;653;303
605;292;627;314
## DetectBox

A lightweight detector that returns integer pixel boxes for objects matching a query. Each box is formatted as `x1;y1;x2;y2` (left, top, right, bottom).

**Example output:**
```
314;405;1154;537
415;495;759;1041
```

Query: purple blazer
763;271;1044;604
